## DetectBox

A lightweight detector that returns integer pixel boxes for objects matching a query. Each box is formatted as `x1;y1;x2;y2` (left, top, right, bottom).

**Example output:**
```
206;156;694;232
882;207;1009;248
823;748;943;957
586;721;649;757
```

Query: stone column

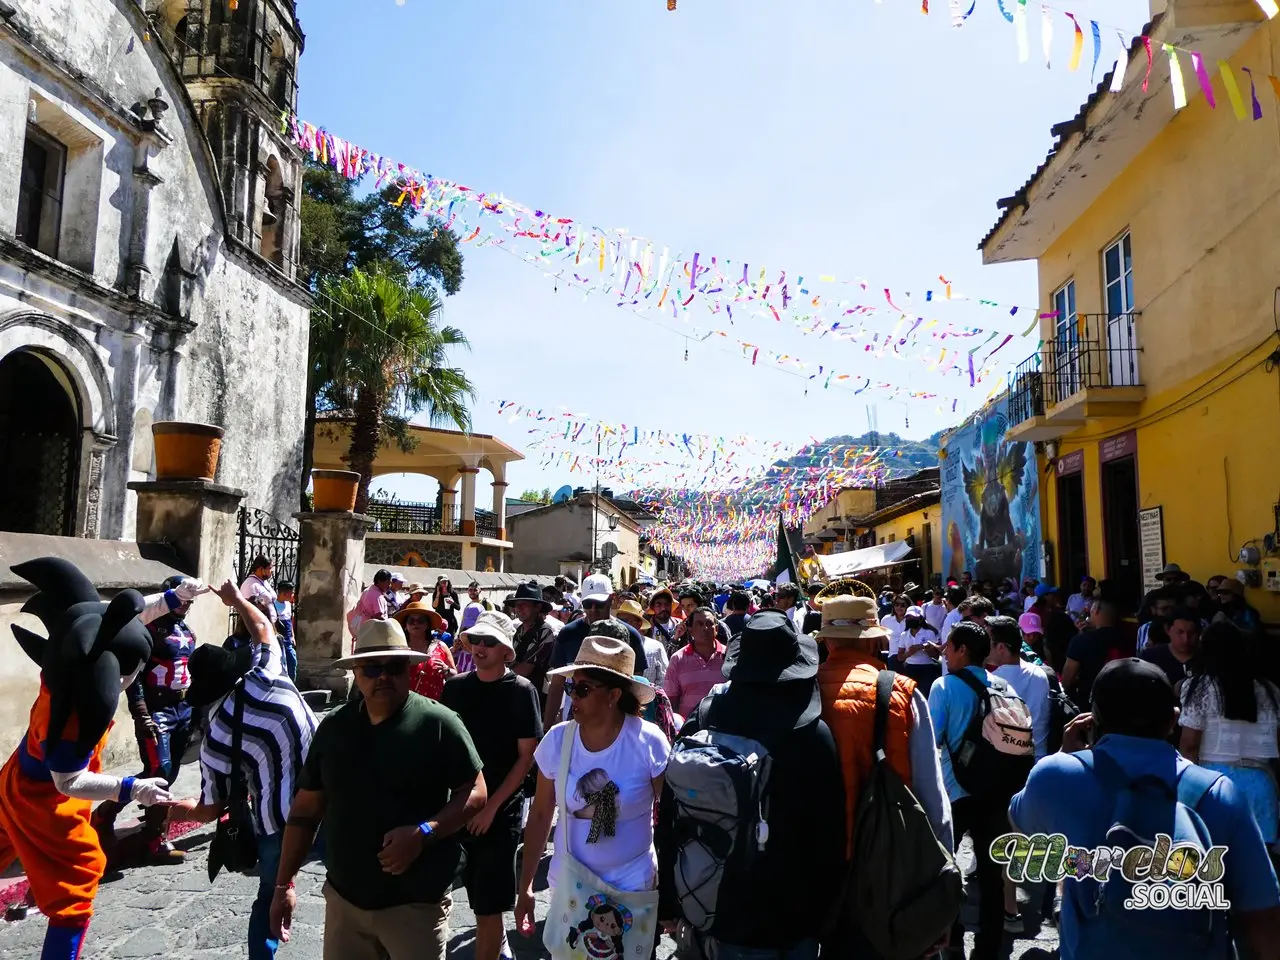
293;510;372;698
491;480;508;541
128;479;245;646
459;467;479;537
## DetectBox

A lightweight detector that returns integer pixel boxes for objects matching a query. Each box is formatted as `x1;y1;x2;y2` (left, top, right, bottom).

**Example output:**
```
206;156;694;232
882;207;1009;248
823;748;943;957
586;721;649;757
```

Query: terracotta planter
312;469;360;512
152;421;223;481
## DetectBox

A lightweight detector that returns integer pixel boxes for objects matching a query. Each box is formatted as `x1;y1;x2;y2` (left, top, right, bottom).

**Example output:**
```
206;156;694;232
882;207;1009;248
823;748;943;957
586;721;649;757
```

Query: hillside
772;430;941;476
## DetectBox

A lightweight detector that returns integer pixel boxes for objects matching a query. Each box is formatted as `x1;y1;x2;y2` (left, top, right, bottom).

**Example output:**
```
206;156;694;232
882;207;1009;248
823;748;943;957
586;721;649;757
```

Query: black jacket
657;683;845;948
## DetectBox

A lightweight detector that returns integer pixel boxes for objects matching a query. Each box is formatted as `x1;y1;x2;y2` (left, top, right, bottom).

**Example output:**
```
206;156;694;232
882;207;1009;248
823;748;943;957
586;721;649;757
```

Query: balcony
1006;313;1145;442
368;500;502;540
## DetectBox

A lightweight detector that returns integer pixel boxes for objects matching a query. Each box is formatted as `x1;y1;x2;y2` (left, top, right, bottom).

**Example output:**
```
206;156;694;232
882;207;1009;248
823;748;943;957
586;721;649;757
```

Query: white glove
132;778;174;807
173;578;209;602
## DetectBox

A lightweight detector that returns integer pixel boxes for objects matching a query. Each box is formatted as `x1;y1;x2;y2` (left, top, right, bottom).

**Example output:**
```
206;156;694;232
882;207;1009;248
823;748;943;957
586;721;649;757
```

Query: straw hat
393;601;446;632
615;598;651;632
335;618;428;669
547;621;654;704
814;595;889;641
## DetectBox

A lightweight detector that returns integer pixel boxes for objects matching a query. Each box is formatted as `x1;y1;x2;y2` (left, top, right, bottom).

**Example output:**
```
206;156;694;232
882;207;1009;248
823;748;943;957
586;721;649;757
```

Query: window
1102;233;1139;387
16;125;66;258
1052;279;1081;398
888;533;896;543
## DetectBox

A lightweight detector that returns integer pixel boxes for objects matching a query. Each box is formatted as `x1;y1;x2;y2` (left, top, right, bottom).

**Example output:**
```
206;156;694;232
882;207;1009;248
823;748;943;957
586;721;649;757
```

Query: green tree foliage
318;267;474;513
517;488;554;504
299;159;468;508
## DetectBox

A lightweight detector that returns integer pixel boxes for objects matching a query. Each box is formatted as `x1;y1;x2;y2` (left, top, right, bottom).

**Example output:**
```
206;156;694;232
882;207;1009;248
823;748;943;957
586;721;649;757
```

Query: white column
459;467;478;537
491;480;508;540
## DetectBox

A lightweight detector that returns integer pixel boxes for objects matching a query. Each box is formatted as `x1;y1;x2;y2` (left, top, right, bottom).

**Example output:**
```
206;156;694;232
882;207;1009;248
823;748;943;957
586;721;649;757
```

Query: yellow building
803;487;878;554
866;491;944;587
982;0;1280;620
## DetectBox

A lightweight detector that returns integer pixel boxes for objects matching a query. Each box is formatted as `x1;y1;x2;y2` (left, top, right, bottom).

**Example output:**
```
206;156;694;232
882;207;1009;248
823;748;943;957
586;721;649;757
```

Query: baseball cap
1034;582;1056;598
1091;658;1178;737
1018;612;1043;634
905;605;926;620
581;574;613;603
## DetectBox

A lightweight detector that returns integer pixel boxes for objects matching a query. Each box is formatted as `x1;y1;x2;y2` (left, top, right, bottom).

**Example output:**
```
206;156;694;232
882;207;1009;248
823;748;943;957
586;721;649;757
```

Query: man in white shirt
1065;576;1097;623
984;615;1050;759
939;584;966;645
923;586;949;634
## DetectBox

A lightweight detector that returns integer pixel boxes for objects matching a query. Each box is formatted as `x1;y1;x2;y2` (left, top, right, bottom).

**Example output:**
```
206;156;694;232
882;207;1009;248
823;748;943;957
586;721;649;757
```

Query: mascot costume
0;557;204;959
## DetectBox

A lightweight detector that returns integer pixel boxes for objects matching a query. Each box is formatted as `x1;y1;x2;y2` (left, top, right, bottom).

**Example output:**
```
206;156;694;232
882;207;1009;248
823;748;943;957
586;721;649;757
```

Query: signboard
941;398;1042;584
1055;449;1085;476
1100;430;1138;463
1139;506;1165;594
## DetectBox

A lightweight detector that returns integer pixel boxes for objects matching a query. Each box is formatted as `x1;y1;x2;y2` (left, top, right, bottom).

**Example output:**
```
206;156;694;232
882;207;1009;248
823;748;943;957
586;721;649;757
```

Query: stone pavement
0;761;1059;960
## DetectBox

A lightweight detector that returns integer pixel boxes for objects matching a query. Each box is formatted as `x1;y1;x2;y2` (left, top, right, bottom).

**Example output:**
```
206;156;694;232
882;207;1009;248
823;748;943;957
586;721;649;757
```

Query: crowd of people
5;555;1280;960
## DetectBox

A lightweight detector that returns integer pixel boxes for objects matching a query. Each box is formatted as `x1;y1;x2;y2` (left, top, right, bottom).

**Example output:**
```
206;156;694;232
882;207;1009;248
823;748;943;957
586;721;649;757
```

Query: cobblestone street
0;752;1059;960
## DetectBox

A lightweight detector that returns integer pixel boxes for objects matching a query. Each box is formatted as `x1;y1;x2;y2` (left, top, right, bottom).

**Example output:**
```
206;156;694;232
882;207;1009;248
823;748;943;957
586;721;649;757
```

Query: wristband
118;776;136;804
275;882;294;891
418;821;433;839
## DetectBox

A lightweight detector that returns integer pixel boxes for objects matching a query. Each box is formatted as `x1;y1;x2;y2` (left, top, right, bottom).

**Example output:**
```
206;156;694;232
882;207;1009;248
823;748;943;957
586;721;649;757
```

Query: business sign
941;398;1043;584
1139;506;1165;594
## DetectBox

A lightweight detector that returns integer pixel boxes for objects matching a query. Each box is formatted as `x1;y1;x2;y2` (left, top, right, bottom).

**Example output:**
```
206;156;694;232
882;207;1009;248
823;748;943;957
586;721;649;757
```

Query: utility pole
591;433;601;571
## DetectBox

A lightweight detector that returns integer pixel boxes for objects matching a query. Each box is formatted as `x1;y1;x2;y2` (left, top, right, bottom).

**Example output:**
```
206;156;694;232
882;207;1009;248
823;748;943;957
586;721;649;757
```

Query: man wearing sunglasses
441;613;542;960
271;619;486;960
543;574;648;731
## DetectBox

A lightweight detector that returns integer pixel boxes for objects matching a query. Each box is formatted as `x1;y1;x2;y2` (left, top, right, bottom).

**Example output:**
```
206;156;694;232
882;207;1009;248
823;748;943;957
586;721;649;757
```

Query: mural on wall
941;400;1042;585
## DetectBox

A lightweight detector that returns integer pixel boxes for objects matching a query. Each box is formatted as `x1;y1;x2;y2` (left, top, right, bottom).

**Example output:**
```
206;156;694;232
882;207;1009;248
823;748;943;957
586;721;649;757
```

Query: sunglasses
358;660;409;679
566;680;605;699
404;615;432;626
582;600;610;610
470;635;502;649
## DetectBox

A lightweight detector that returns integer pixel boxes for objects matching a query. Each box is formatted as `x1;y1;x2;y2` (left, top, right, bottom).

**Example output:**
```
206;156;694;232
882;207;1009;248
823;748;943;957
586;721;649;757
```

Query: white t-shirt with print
533;715;671;892
892;627;942;666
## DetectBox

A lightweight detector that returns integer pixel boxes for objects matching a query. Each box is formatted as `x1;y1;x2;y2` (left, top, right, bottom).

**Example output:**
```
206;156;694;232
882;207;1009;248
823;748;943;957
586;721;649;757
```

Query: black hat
1091;658;1178;735
513;581;552;611
723;610;819;684
187;641;255;707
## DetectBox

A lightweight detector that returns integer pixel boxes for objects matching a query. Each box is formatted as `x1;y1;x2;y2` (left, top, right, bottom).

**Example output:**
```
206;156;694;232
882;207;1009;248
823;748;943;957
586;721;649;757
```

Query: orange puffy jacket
817;648;917;858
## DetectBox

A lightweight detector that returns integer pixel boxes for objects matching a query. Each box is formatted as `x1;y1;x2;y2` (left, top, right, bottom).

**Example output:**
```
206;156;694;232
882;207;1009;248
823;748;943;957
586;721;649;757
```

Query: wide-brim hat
1156;563;1186;581
335;617;428;669
393;601;446;632
547;630;654;704
187;642;255;708
723;610;818;683
615;599;651;632
460;611;517;660
815;595;889;641
512;581;553;610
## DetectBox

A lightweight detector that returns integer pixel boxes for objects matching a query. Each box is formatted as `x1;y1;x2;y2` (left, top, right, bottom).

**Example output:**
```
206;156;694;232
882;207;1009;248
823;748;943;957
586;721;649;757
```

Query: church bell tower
143;0;305;281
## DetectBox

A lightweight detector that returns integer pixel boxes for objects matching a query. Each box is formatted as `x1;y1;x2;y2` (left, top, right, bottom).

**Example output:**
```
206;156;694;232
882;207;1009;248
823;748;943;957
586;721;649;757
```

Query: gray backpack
665;699;773;933
831;671;965;960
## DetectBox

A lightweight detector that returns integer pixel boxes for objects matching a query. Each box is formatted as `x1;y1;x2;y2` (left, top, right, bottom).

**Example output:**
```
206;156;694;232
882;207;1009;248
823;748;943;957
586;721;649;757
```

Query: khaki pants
322;882;451;960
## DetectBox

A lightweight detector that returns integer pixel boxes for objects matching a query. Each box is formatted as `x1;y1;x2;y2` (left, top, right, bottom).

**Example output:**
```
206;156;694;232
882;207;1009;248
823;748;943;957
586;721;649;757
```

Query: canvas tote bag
543;721;661;960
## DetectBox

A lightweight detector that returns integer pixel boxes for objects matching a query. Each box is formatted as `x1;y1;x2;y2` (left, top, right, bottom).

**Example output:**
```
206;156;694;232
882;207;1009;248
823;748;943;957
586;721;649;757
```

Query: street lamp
608;514;619;532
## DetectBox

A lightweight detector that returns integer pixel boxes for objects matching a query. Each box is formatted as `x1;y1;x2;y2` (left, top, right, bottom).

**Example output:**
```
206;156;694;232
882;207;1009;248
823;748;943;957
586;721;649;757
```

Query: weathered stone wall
364;535;463;570
0;0;309;538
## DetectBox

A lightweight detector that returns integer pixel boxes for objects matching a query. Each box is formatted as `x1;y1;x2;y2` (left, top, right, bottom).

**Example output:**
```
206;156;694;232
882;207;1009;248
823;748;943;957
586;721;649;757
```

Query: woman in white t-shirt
1179;621;1280;845
890;605;943;690
516;623;671;938
880;595;909;657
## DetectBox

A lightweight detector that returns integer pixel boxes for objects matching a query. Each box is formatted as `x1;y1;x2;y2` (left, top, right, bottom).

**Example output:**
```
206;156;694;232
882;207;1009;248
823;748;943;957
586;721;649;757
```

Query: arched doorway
0;350;81;536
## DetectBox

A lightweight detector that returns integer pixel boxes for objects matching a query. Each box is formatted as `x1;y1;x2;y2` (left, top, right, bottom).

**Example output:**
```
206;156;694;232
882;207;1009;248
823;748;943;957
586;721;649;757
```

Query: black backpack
829;671;965;960
948;669;1035;801
1044;669;1081;755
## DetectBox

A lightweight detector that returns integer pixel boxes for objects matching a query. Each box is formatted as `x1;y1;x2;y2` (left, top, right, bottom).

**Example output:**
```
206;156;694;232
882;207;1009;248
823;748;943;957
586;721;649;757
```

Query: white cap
581;574;613;603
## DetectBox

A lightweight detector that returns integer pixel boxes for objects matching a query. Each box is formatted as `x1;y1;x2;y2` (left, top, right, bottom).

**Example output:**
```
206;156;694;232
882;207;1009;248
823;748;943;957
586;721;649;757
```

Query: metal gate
235;507;300;584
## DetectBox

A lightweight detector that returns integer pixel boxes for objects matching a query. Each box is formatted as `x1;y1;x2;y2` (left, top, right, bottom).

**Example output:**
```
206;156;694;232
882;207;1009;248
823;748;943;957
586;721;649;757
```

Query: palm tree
318;266;474;513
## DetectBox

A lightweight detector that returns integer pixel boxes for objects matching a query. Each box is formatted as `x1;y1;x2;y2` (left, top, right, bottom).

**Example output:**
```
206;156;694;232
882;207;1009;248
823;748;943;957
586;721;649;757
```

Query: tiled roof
978;15;1162;252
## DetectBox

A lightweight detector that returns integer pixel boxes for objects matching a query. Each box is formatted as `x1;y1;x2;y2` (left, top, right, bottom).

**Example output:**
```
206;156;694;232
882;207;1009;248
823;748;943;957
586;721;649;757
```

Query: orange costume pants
0;755;105;927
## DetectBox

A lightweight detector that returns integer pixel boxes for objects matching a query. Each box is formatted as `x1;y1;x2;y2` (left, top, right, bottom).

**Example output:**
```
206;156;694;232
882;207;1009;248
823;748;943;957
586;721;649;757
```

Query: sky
296;0;1153;503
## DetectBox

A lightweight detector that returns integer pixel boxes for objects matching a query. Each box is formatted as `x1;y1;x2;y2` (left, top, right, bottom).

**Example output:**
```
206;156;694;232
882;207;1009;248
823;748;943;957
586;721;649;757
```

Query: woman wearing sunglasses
516;620;670;959
393;601;456;701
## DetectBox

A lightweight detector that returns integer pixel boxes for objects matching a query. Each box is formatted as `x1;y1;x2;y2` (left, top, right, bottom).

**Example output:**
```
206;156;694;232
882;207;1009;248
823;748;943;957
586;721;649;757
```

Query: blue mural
941;399;1042;585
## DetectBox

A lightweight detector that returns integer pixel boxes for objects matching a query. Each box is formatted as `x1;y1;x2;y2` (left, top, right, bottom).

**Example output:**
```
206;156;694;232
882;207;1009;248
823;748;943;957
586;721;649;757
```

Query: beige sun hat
547;620;654;704
335;617;428;669
459;611;517;661
814;595;890;642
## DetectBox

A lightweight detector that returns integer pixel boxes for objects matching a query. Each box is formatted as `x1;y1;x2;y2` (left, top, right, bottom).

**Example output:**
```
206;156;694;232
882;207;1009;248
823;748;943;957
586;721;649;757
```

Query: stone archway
0;350;81;536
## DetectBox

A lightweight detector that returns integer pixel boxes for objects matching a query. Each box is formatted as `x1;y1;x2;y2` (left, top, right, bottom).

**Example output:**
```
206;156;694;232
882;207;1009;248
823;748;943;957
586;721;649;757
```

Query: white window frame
1102;232;1139;387
1051;279;1081;401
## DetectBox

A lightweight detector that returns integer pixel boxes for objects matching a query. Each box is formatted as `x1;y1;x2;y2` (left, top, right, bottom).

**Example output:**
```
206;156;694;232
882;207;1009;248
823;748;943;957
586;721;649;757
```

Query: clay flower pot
311;469;360;512
151;422;223;481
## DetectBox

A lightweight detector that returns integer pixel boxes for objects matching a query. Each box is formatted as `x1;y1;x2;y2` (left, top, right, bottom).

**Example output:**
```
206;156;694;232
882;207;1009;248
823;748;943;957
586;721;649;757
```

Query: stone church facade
0;0;310;541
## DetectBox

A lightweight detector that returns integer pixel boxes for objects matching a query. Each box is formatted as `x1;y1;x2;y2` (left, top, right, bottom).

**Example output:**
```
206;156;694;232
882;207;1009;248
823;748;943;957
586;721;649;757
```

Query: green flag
775;514;798;584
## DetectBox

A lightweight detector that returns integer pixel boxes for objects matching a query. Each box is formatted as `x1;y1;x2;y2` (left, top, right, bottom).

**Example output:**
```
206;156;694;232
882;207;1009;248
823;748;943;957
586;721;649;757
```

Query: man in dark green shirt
269;618;486;960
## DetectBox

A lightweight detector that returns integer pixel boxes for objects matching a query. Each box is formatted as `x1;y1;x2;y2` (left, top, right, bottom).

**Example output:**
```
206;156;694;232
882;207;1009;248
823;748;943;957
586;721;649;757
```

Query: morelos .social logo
990;833;1231;910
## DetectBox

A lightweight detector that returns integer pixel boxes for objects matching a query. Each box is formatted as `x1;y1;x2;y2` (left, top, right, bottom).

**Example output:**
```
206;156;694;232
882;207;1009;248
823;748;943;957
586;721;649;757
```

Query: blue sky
297;0;1151;502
